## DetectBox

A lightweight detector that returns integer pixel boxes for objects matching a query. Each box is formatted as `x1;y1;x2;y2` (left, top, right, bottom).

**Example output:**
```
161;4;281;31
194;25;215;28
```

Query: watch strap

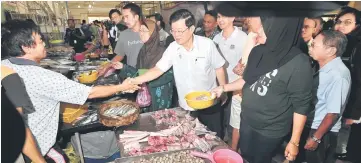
311;135;321;144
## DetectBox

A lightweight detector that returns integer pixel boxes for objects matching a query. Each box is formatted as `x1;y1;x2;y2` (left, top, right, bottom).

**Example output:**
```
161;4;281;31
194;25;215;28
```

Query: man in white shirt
302;18;317;46
213;3;247;150
130;9;227;137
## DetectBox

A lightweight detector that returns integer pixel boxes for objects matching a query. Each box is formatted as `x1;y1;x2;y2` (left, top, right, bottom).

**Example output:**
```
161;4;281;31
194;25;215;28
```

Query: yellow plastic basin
185;91;215;110
77;70;98;84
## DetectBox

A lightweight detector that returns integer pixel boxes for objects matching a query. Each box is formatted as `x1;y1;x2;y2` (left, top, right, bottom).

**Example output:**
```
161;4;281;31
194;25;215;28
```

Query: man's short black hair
147;13;163;22
93;20;100;24
26;19;36;25
320;30;348;57
123;3;142;20
67;19;74;23
215;3;240;17
205;10;217;20
169;9;195;28
2;19;42;59
82;20;86;24
109;9;121;18
313;17;324;27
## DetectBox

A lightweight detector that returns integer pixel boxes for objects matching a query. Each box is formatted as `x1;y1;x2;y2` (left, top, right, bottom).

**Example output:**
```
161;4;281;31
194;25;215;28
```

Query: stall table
113;108;242;163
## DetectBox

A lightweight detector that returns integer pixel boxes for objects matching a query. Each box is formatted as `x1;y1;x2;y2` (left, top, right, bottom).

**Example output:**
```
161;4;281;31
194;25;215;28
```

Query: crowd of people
2;2;361;163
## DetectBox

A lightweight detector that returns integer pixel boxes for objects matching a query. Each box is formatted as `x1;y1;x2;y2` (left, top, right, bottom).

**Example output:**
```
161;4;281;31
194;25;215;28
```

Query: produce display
119;110;220;157
47;46;74;58
151;109;179;126
131;150;205;163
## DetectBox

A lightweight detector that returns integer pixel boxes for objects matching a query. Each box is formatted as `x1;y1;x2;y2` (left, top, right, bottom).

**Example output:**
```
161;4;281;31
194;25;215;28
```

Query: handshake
97;62;143;94
120;78;141;94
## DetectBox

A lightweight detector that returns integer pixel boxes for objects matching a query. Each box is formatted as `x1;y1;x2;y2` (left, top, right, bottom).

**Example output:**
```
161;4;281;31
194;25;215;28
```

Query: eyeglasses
310;42;333;49
335;20;356;26
303;25;315;29
170;27;189;35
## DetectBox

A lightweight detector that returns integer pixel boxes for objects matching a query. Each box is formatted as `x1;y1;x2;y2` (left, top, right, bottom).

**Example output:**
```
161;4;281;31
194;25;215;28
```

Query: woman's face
334;13;357;35
248;17;267;44
139;25;151;43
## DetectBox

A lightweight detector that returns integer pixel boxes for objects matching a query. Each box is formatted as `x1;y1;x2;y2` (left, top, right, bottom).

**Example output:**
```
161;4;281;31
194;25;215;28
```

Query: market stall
37;32;244;163
112;108;242;163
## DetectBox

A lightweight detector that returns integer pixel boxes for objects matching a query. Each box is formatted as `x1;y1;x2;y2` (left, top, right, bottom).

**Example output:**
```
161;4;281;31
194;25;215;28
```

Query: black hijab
243;17;304;84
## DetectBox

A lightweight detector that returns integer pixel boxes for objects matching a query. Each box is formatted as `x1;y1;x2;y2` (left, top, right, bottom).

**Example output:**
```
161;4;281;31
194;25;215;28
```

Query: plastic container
77;70;98;84
74;53;85;62
191;149;243;163
184;91;216;110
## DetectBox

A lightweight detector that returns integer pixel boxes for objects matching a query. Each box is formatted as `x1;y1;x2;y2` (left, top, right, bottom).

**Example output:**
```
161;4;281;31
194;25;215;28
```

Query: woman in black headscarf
212;17;313;163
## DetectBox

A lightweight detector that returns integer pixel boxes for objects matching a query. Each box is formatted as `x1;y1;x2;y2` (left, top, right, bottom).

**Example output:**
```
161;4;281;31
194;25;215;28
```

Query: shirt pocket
193;57;209;73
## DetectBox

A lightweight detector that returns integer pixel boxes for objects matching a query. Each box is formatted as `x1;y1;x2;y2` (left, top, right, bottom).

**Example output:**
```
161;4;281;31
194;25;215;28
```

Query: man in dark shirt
106;9;128;52
195;10;220;40
64;19;87;53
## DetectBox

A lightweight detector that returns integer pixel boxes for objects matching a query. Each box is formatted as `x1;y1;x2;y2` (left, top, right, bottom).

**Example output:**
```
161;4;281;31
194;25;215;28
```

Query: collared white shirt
2;58;91;155
307;38;314;47
109;25;119;41
156;35;226;111
213;26;247;83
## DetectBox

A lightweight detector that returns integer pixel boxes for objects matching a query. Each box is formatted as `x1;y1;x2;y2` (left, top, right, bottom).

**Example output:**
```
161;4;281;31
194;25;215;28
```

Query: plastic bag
136;83;151;107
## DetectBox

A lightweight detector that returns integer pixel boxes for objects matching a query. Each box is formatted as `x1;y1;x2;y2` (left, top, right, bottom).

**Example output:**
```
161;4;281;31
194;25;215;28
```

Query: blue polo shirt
311;57;351;132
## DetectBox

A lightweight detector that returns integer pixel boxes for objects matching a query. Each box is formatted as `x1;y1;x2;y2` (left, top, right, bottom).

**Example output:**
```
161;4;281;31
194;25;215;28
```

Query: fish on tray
103;104;137;118
73;112;98;126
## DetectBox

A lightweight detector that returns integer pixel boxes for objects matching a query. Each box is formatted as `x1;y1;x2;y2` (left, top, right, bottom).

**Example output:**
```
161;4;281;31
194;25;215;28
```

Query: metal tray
76;59;110;71
115;108;229;159
114;149;204;163
72;71;121;86
114;145;231;163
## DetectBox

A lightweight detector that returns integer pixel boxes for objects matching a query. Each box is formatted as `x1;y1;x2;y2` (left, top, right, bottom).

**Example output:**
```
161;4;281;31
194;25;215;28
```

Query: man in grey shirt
99;3;144;76
112;3;144;67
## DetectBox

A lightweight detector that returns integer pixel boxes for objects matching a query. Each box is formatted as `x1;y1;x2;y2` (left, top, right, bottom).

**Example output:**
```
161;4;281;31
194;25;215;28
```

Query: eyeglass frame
335;19;356;26
302;25;316;30
170;27;190;36
310;41;334;49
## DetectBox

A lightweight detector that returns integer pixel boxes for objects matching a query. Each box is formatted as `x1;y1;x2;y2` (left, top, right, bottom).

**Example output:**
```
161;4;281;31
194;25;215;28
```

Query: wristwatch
311;135;321;144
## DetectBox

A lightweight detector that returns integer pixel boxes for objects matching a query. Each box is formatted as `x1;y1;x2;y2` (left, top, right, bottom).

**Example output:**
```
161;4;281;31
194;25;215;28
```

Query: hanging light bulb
78;5;80;8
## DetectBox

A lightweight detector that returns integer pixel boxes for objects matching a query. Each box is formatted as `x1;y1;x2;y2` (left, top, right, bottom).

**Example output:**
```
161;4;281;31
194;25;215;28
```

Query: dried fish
131;150;204;163
74;112;98;126
103;105;137;118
